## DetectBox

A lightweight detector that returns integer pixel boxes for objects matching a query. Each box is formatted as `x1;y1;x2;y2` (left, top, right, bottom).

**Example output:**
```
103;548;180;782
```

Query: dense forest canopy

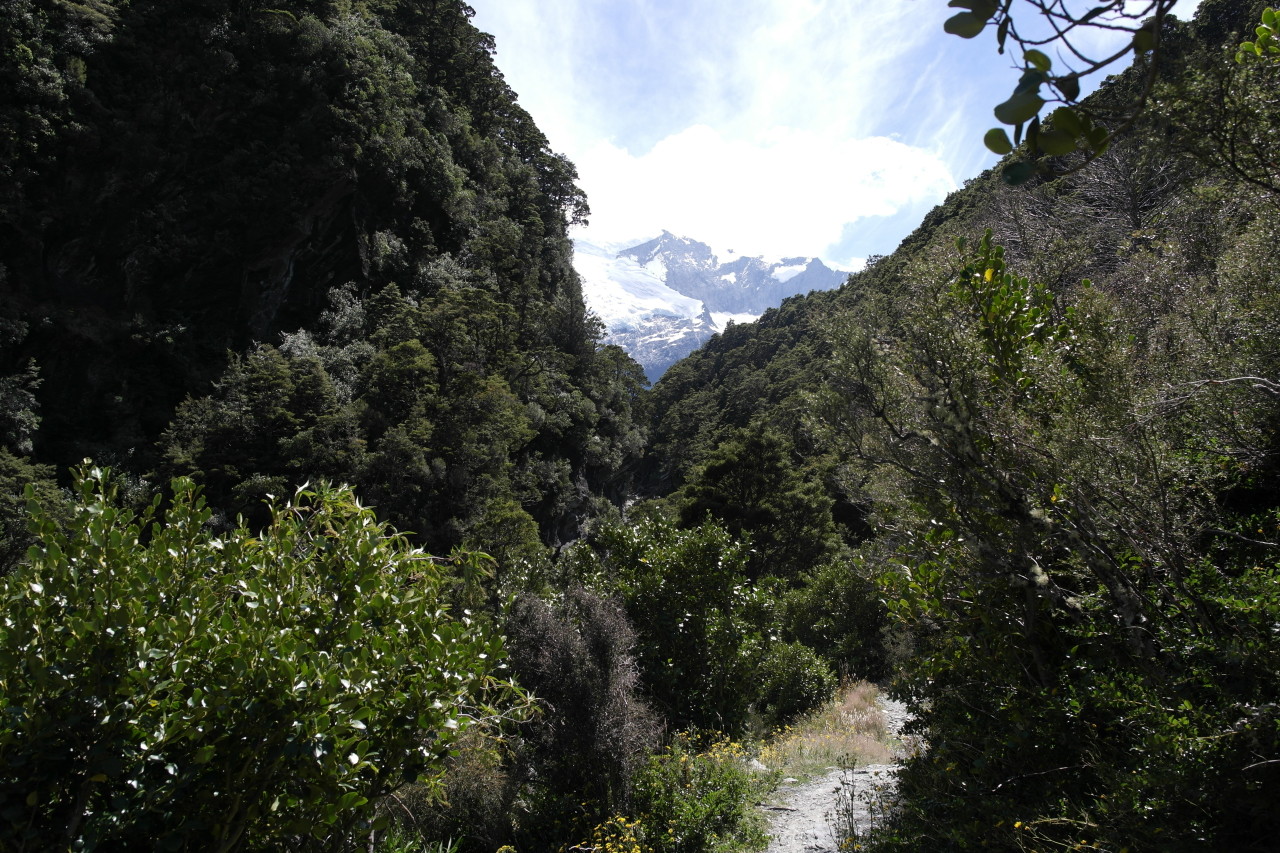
0;0;647;564
1;0;1278;850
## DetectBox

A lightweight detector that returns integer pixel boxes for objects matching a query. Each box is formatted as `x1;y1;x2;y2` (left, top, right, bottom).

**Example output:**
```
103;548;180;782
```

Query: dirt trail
760;697;909;853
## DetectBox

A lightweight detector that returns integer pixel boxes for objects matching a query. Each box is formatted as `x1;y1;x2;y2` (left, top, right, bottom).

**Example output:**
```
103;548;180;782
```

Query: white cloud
574;125;955;266
469;0;973;264
472;0;1205;262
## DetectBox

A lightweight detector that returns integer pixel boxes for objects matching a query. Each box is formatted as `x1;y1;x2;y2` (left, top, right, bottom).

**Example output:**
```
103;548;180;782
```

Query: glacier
574;232;849;382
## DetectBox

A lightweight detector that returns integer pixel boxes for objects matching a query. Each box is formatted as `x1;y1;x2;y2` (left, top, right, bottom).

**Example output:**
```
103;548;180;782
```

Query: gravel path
760;697;909;853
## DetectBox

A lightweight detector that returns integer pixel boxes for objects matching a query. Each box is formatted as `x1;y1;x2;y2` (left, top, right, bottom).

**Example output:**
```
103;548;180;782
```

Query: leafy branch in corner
945;0;1178;183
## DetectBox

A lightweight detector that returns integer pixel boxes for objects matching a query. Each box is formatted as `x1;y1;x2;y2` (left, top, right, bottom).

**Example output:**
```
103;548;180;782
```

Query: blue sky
470;1;1201;268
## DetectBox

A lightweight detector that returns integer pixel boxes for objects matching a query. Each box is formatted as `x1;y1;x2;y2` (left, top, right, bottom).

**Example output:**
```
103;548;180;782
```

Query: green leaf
1050;106;1085;137
1037;129;1076;156
1133;26;1156;54
337;791;367;810
1055;74;1080;102
944;12;986;38
1084;124;1110;150
1001;161;1037;185
994;89;1045;125
1014;69;1047;94
947;0;997;15
1080;5;1108;24
1024;49;1052;72
984;127;1014;155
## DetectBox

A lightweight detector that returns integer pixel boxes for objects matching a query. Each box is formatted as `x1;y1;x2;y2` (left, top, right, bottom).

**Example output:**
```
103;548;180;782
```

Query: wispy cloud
470;0;1202;261
577;125;954;266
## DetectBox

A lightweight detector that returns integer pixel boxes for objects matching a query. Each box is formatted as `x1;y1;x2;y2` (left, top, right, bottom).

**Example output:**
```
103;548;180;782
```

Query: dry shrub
381;730;515;851
759;681;893;780
504;588;660;842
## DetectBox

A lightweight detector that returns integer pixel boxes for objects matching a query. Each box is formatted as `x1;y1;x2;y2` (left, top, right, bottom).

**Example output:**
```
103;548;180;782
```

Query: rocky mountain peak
575;233;848;381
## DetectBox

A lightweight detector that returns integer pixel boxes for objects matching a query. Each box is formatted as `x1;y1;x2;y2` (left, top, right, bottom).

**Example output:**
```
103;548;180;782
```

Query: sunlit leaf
1024;49;1052;72
984;127;1015;155
995;89;1045;125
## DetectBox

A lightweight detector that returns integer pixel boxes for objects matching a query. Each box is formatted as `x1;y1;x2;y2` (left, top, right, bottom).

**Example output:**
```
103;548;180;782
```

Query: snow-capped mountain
575;232;849;381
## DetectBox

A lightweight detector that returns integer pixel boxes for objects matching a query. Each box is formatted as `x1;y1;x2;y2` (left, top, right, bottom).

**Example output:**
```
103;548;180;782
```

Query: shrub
628;734;769;853
577;516;768;733
503;589;659;845
379;730;515;853
0;468;519;850
754;641;837;727
783;555;891;682
0;448;65;576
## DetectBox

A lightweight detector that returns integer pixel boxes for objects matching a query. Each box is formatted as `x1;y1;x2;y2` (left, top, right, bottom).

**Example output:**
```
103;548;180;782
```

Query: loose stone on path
759;697;908;853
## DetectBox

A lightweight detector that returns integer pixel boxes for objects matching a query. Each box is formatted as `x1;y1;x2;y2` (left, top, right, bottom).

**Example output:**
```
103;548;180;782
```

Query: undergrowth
758;682;893;781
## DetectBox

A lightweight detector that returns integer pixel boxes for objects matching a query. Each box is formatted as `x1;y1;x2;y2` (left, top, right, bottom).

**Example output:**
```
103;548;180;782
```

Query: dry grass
757;681;894;781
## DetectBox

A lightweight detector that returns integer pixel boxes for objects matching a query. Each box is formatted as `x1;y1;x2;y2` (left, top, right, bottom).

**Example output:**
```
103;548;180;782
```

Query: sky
469;0;1201;269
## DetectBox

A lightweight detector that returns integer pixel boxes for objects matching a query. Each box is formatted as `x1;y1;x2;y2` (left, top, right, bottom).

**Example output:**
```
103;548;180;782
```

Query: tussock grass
758;681;893;781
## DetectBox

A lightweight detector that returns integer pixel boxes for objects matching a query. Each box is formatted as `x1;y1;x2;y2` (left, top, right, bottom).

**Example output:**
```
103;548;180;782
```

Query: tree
676;426;838;580
571;515;767;732
819;232;1280;850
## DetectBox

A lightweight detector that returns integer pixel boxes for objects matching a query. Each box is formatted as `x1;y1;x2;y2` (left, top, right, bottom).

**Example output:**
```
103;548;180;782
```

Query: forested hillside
0;1;656;848
1;0;645;564
643;0;1280;849
1;0;1278;850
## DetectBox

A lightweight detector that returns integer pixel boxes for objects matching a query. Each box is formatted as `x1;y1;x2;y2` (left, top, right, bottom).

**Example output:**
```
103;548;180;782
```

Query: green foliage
161;275;642;560
627;734;769;853
821;231;1280;850
948;0;1186;180
676;426;839;580
783;556;890;683
1158;27;1280;195
635;5;1280;850
378;730;514;853
752;642;836;727
644;289;843;492
1237;6;1280;62
951;229;1078;388
0;448;64;576
0;0;639;536
572;515;769;733
0;468;520;850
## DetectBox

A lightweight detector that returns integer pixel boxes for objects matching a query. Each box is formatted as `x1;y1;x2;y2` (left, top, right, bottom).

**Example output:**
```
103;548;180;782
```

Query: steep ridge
0;0;645;558
645;2;1280;849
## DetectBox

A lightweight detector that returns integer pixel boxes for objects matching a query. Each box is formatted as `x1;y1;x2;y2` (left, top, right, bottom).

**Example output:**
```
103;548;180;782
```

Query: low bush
754;641;837;727
628;734;770;853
